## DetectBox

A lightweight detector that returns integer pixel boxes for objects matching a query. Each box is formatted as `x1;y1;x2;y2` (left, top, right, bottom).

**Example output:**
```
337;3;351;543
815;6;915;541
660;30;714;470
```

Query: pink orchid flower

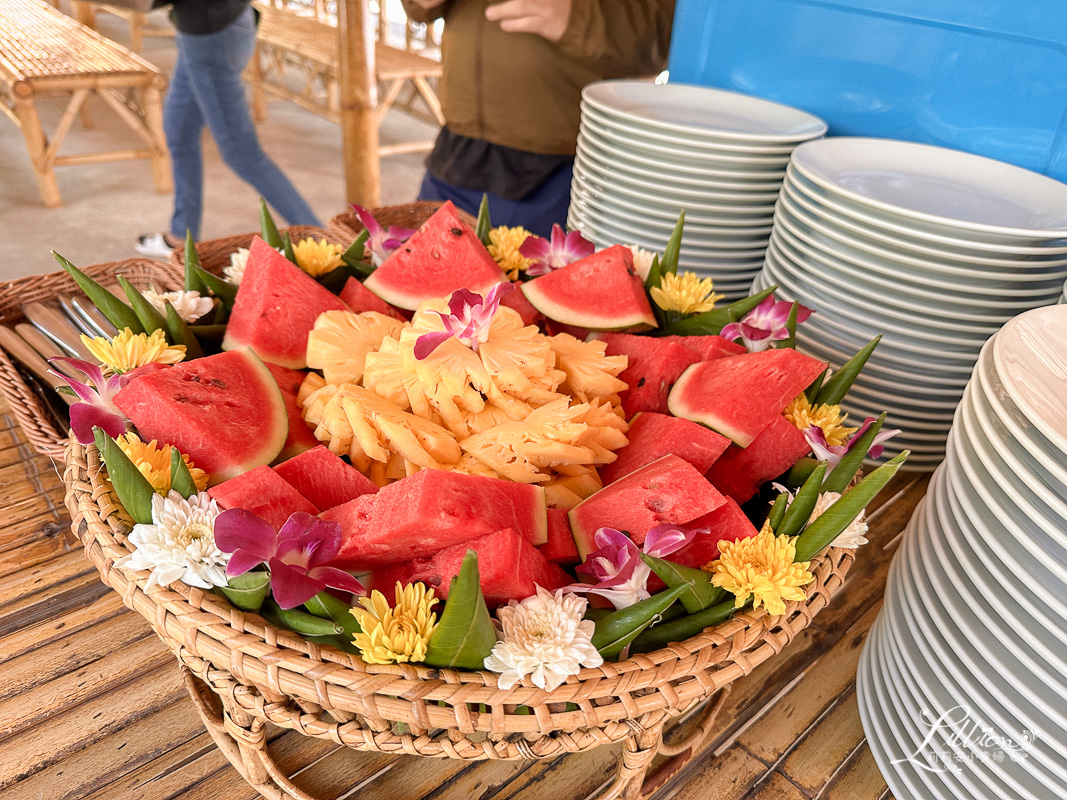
413;283;514;359
720;296;813;352
519;224;594;276
566;525;702;610
351;204;415;266
805;417;901;471
214;510;364;609
47;357;128;444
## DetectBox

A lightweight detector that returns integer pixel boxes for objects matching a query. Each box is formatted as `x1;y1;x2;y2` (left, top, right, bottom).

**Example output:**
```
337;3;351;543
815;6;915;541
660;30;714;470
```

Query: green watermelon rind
364;270;505;312
668;362;752;445
521;280;657;331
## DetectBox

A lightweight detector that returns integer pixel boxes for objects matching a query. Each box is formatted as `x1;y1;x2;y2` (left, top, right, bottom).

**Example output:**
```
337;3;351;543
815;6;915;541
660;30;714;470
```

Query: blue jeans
165;7;320;239
418;161;574;239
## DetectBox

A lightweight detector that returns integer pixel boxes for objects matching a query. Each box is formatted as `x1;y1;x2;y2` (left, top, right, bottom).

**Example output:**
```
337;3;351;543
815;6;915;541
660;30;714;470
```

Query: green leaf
630;599;737;654
259;198;284;249
341;230;372;275
591;583;691;659
304;591;361;640
661;211;685;276
776;462;827;539
475;193;492;245
264;600;345;636
183;231;208;294
168;446;197;499
195;267;238;311
643;253;663;292
219;571;271;612
780;301;800;349
189;322;227;344
281;231;296;264
784;457;818;489
94;427;154;524
656;285;777;337
767;491;789;531
424;551;497;669
804;368;828;403
53;251;144;335
815;336;882;406
822;412;886;494
118;275;168;340
164;301;204;360
641;555;724;614
794;452;908;561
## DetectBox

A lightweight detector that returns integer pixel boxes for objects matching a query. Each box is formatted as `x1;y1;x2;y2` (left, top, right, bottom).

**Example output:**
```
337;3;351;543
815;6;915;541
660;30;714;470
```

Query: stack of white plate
569;81;827;300
751;137;1067;469
858;305;1067;800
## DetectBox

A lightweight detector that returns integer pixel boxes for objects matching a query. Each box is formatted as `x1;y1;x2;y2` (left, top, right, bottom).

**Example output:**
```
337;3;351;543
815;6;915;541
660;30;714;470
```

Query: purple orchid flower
413;283;515;360
720;296;813;352
519;224;594;276
214;509;364;609
47;357;128;444
805;417;901;472
351;204;415;266
566;524;702;610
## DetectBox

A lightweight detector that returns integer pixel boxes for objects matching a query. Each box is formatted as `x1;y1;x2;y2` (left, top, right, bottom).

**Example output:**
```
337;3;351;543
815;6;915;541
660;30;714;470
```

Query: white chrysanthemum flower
484;586;603;691
810;491;869;549
143;288;214;323
115;491;229;590
628;245;658;281
224;247;251;285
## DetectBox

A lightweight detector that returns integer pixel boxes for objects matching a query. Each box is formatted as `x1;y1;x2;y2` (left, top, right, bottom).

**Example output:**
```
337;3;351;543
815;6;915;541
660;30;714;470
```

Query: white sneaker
134;233;176;258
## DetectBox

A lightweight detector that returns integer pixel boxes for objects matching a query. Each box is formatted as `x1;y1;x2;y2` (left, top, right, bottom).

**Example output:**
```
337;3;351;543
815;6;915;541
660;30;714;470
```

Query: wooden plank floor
0;399;925;800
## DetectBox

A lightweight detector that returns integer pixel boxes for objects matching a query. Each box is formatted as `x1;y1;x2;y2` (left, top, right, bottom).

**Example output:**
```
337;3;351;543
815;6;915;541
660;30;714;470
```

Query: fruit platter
59;200;906;800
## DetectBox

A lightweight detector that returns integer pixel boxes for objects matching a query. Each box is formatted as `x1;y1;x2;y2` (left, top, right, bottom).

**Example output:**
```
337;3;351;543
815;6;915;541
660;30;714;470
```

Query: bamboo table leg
12;91;63;208
142;82;173;193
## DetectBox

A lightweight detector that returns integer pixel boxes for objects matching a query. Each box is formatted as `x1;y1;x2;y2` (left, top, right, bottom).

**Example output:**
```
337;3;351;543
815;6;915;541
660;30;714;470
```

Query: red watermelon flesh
600;412;730;485
273;445;377;512
538;508;581;565
705;416;812;504
362;201;505;310
222;237;352;369
265;363;320;462
208;464;317;531
370;528;563;607
521;245;657;331
668;348;826;447
363;469;548;562
321;493;396;570
113;349;288;485
600;333;700;418
570;454;726;558
659;335;746;361
500;280;542;326
668;497;760;570
338;276;407;321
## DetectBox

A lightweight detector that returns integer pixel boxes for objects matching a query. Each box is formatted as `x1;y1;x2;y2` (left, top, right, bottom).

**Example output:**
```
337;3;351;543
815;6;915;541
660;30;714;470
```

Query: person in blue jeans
136;0;321;257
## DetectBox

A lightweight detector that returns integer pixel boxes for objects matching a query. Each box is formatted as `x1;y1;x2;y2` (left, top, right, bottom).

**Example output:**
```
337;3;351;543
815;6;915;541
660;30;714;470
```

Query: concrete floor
0;5;432;282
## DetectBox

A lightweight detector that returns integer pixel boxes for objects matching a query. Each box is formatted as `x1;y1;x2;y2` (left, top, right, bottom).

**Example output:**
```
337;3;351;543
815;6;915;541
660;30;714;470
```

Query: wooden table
0;397;920;799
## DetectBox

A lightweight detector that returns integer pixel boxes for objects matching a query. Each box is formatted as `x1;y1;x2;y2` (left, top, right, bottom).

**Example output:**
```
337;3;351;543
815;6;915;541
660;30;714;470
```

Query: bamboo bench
246;1;445;157
68;1;175;53
0;0;171;207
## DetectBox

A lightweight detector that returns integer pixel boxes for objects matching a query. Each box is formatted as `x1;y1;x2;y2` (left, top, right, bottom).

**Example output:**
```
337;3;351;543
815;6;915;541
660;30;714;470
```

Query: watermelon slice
273;445;377;512
113;349;288;485
521;245;656;331
362;201;505;310
320;493;395;570
668;497;760;569
570;454;726;557
600;333;700;418
500;280;542;326
600;412;730;485
538;508;581;565
361;470;548;562
338;276;407;321
659;335;746;361
222;237;352;369
208;465;318;531
705;416;812;504
265;363;321;462
669;349;826;447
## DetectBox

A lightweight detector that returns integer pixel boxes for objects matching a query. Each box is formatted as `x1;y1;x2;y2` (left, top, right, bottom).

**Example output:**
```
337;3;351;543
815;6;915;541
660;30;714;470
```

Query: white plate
790;137;1067;240
572;212;769;261
582;80;828;143
573;206;771;253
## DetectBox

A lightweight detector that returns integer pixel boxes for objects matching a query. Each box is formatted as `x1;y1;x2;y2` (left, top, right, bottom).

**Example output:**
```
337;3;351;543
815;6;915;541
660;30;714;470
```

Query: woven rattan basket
64;434;855;800
0;259;183;460
167;225;345;276
328;201;477;244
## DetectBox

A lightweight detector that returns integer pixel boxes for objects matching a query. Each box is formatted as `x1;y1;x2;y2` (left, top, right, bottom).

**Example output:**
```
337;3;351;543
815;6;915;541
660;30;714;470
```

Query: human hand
484;0;573;43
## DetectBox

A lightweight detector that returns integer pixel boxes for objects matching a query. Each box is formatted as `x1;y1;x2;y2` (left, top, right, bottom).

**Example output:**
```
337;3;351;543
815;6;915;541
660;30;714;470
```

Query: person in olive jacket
136;0;321;257
401;0;675;237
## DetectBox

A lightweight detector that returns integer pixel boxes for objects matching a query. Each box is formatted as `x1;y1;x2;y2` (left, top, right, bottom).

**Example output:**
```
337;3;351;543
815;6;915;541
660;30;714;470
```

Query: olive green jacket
401;0;676;155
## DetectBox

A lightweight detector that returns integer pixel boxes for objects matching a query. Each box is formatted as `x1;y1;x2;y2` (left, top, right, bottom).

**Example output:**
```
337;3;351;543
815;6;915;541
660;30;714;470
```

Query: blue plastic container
667;0;1067;182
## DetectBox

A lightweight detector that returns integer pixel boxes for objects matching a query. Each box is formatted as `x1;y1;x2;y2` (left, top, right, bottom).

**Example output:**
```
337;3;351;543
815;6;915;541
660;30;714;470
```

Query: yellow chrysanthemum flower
487;225;533;280
650;271;725;316
116;432;209;494
352;582;438;664
293;237;345;277
784;394;857;447
82;328;186;374
702;522;814;616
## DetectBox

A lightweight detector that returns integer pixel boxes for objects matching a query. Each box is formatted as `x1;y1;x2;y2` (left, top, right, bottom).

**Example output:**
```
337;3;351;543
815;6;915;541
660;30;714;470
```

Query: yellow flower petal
82;328;186;374
115;432;208;494
352;582;438;664
784;394;857;447
293;237;344;277
650;271;724;316
487;226;533;281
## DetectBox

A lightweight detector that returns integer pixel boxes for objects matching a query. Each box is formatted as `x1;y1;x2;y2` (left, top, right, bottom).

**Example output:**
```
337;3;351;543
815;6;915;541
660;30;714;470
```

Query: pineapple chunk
543;480;584;510
549;333;628;403
307;310;407;386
